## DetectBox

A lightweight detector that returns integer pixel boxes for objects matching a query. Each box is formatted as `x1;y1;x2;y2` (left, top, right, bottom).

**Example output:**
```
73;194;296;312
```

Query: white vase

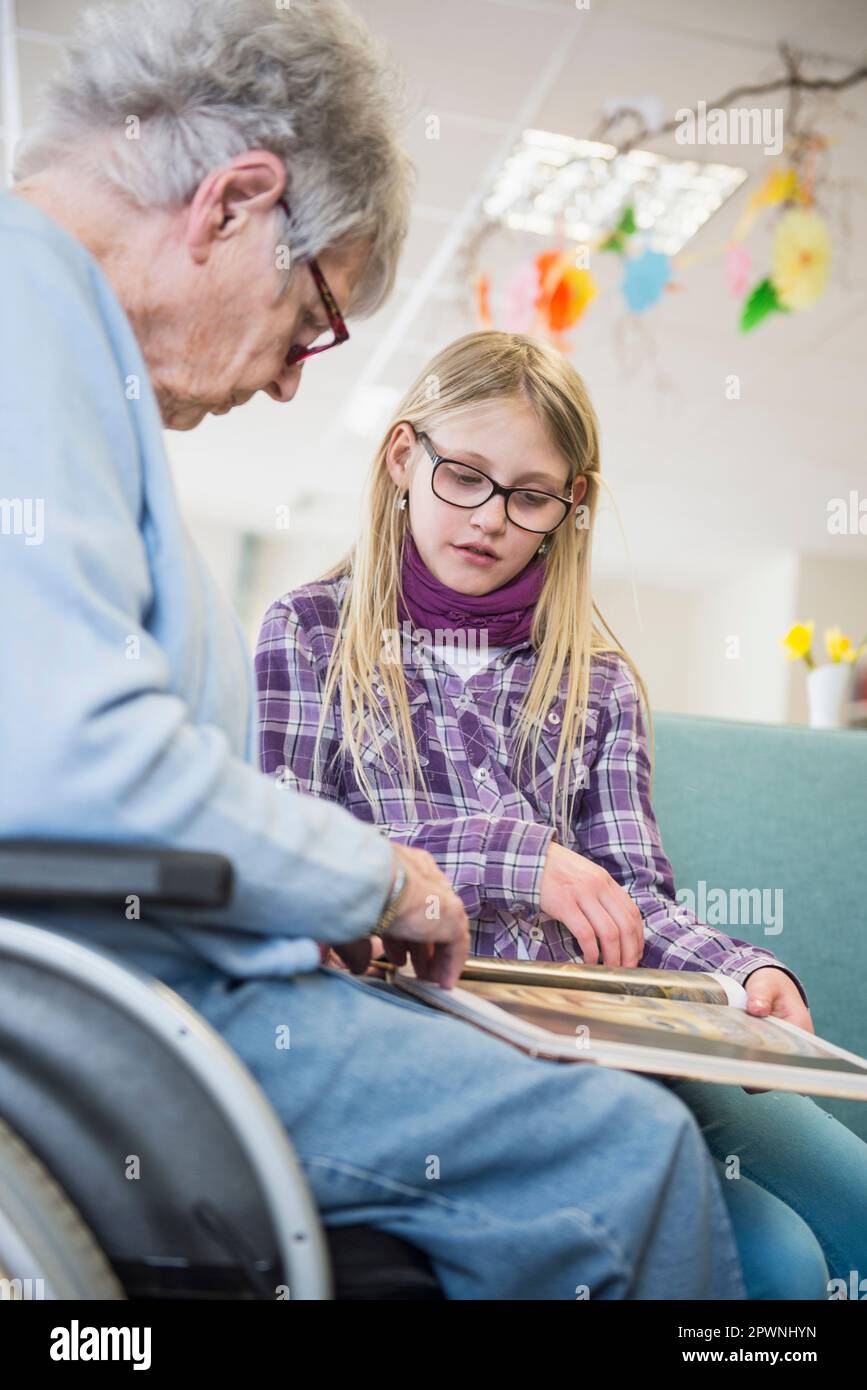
806;663;853;729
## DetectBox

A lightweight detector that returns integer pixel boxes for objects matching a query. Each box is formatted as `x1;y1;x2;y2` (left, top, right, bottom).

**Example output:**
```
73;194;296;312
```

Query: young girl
256;329;867;1300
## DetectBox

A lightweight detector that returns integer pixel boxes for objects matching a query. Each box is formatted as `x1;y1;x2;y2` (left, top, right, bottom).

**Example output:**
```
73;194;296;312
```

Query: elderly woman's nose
264;361;304;404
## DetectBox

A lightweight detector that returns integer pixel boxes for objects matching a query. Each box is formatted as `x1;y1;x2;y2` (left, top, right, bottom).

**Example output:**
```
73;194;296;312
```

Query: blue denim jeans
165;962;752;1300
660;1076;867;1300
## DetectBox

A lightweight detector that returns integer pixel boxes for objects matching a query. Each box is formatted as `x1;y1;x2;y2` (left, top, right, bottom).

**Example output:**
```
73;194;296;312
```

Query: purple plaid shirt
256;575;808;1006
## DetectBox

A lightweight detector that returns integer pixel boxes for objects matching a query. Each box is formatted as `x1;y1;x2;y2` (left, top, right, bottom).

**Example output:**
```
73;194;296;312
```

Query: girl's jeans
662;1075;867;1300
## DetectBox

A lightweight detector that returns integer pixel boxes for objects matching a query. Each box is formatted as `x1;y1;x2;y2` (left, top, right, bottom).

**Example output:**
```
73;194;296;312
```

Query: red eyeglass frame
278;197;350;366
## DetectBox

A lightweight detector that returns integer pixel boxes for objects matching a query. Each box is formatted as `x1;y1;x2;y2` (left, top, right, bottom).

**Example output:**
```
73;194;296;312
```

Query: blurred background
3;0;866;726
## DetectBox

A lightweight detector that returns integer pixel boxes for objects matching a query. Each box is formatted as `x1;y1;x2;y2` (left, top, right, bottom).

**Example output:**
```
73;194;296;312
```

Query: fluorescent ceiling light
483;129;747;256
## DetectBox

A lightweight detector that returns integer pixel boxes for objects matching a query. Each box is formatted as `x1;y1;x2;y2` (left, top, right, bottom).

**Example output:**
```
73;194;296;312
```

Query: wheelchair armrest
0;841;233;909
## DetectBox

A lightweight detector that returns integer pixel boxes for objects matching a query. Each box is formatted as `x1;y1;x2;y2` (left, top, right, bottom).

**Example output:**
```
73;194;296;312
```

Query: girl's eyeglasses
413;427;573;535
278;198;350;366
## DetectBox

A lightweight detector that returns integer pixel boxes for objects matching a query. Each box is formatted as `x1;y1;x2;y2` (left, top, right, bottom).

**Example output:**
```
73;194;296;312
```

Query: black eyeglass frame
412;426;574;535
278;197;350;367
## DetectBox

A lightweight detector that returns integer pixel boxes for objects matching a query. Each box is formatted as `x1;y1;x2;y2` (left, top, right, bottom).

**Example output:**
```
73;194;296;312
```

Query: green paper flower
600;205;637;254
740;277;791;333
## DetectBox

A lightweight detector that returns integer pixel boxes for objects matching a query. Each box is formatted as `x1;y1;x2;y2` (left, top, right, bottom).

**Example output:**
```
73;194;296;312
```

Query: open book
370;957;867;1100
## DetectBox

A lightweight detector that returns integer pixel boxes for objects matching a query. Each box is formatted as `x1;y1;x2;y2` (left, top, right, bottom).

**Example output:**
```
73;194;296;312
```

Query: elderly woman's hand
318;937;388;973
318;846;469;989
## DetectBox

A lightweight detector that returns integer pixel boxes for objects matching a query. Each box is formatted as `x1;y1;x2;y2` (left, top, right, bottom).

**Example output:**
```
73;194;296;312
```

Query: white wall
589;575;697;715
685;554;801;725
594;556;798;722
185;518;245;608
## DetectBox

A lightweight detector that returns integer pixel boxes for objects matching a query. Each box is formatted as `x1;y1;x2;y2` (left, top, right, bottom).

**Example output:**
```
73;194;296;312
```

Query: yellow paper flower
771;209;831;310
781;621;814;664
825;627;859;663
748;166;801;214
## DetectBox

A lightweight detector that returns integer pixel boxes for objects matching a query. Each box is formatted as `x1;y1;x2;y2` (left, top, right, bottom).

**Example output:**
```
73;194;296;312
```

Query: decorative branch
590;44;867;155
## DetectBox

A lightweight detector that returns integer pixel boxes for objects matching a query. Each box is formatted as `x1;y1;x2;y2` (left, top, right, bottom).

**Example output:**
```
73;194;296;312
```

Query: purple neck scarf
396;530;547;646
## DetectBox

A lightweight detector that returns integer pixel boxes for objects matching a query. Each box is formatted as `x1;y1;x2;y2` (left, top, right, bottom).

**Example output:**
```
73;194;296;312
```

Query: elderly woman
0;0;749;1300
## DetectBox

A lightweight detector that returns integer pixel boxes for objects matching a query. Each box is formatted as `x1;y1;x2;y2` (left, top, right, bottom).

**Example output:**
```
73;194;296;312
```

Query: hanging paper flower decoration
535;250;597;334
469;128;838;343
740;278;790;333
622;249;672;313
600;205;637;254
770;208;831;310
502;261;542;333
748;166;802;214
472;249;597;349
736;171;831;330
475;273;492;328
724;242;752;297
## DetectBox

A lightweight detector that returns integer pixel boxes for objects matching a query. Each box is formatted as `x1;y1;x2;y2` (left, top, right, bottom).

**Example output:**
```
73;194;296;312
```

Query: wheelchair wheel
0;1115;125;1299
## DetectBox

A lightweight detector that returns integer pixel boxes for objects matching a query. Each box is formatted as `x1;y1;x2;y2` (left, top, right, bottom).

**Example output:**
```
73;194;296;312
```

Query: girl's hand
538;841;645;967
741;967;815;1094
745;967;814;1032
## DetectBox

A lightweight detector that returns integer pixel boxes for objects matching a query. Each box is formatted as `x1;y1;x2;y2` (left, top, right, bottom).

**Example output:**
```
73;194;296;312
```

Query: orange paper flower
475;272;493;328
535;250;597;332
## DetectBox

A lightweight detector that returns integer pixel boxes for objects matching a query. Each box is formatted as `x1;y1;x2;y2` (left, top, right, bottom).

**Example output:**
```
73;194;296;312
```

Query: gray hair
14;0;415;317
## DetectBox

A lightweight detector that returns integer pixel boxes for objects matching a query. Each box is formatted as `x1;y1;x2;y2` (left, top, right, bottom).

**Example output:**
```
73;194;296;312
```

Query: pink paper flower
502;261;541;332
724;242;752;298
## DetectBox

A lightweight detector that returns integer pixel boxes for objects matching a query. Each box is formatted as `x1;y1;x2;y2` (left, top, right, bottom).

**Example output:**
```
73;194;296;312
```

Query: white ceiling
4;0;867;589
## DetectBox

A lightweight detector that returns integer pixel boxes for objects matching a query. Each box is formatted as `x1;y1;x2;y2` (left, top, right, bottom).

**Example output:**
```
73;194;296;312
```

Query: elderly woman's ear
187;151;287;260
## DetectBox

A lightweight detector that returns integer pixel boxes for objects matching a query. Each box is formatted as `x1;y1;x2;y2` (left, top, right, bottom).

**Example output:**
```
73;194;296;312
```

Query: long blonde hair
313;330;653;843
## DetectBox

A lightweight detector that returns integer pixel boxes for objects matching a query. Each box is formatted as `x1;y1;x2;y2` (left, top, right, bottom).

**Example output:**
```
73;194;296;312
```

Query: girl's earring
395;492;407;511
537;535;552;556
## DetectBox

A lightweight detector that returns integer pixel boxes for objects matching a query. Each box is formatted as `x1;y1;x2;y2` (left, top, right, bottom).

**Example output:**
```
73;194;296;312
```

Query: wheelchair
0;842;444;1301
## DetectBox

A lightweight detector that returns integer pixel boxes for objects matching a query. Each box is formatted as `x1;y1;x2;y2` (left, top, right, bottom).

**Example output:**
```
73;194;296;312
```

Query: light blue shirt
0;190;395;981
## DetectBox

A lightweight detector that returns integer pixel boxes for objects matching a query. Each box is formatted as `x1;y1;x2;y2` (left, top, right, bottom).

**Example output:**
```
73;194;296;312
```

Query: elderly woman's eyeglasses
413;427;573;535
278;198;350;366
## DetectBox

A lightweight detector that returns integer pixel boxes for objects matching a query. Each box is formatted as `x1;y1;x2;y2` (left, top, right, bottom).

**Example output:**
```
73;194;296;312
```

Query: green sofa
651;711;867;1143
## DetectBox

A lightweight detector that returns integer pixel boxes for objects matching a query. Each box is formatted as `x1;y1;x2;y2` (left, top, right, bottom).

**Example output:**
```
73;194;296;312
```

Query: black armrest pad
0;842;233;909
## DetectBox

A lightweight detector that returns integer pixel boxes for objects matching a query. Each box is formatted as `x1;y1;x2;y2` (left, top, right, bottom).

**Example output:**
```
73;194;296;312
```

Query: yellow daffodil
771;208;831;310
781;621;815;667
825;627;860;664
